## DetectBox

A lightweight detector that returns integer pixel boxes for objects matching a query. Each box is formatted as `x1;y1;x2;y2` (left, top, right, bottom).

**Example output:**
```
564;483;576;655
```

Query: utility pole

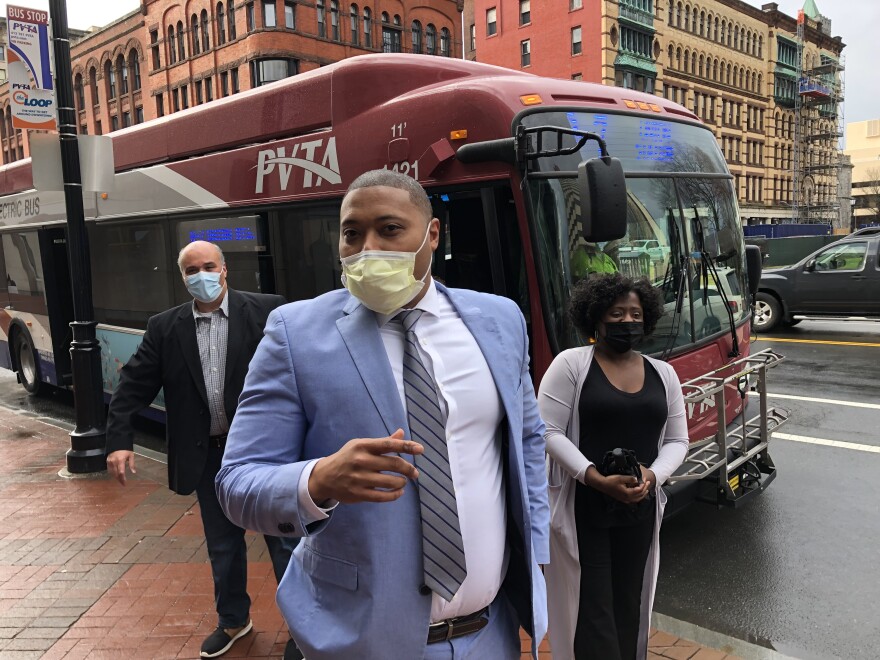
49;0;107;473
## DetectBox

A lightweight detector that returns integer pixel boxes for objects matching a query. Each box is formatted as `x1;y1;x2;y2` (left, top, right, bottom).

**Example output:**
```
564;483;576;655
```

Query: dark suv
754;227;880;332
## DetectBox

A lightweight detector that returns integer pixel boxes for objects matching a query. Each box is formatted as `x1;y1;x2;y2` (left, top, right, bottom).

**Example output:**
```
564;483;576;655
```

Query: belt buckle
445;619;455;642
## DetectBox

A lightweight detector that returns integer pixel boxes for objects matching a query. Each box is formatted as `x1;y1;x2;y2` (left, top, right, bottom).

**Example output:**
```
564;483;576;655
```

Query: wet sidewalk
0;406;741;659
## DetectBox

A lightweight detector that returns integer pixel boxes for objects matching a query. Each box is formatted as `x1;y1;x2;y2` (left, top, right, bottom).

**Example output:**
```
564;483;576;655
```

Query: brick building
0;0;464;165
467;0;846;224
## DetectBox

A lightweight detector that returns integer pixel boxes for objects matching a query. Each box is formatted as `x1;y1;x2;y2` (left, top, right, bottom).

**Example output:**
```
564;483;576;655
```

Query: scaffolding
791;9;845;225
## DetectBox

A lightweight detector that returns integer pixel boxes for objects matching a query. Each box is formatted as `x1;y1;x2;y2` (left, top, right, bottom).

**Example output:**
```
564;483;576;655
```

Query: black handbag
598;448;655;521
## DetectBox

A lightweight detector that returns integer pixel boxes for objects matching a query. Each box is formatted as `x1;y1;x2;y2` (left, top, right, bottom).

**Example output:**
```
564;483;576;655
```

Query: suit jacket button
277;522;295;534
419;583;431;596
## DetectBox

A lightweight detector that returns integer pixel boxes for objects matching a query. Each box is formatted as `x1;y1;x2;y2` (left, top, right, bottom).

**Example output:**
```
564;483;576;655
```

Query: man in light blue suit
216;170;549;660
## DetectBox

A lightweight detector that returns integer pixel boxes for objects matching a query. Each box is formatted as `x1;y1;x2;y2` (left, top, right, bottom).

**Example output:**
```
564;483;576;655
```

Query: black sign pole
48;0;107;473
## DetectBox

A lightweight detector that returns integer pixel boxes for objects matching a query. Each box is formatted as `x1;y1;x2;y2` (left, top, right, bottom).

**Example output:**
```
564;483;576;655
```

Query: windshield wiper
659;207;688;361
691;207;740;358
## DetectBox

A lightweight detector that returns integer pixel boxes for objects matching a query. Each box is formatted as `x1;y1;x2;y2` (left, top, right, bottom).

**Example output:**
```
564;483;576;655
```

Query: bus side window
89;221;174;330
271;203;343;303
3;232;48;316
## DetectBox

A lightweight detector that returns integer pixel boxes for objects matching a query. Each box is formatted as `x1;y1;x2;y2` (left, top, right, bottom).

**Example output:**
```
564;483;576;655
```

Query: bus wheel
753;293;781;333
14;330;42;395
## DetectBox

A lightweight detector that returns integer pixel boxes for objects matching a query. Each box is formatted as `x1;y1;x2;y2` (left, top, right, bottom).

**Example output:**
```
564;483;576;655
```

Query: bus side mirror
579;156;627;242
745;244;762;297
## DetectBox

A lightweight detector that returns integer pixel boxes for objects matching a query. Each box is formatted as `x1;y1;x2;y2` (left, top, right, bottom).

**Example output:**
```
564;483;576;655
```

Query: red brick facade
0;0;464;165
473;0;603;81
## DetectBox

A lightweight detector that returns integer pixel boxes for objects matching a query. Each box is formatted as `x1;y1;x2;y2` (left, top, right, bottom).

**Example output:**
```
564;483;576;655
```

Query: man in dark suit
106;240;299;659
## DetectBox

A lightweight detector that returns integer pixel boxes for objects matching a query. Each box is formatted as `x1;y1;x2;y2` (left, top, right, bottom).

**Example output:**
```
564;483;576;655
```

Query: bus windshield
520;111;749;356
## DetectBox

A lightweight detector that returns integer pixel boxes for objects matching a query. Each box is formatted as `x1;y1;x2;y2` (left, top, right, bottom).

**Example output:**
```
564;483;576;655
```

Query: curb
652;613;799;660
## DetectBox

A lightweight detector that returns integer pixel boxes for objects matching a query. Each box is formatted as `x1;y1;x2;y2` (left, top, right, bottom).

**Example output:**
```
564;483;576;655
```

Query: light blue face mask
186;270;223;303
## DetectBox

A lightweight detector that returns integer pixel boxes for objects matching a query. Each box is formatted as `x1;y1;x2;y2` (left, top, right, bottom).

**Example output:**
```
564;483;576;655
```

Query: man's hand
107;450;136;486
583;466;651;504
308;429;424;504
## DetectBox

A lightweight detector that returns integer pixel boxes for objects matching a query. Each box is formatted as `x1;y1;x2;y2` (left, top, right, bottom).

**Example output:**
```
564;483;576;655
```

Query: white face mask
340;225;431;315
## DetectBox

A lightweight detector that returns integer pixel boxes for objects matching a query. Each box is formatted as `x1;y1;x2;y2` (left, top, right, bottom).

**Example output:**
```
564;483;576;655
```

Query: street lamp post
49;0;107;473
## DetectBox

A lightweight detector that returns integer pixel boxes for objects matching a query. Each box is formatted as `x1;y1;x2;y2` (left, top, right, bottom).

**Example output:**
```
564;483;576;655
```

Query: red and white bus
0;54;787;511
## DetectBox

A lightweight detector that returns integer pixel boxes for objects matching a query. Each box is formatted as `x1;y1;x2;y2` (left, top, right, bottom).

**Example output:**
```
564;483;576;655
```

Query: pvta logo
12;91;53;108
255;137;341;194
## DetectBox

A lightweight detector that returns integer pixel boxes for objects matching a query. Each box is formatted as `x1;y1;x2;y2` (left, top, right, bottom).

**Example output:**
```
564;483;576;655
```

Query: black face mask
602;322;644;353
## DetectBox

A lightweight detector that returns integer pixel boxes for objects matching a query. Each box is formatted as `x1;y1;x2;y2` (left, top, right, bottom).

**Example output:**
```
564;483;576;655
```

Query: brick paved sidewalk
0;406;739;660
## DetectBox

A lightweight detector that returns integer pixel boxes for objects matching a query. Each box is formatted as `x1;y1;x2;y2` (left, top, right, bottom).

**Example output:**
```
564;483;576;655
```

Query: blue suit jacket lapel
336;296;408;437
440;284;519;426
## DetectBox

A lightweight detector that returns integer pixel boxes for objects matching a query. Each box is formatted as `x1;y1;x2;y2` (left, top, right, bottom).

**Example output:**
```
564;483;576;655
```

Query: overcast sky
2;0;875;127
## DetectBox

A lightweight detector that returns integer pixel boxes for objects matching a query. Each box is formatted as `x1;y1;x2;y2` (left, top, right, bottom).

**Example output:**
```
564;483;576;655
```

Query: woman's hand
583;466;651;504
640;465;657;492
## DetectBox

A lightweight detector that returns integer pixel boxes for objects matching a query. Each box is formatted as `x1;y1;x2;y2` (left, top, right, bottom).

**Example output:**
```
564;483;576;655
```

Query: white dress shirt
297;280;507;622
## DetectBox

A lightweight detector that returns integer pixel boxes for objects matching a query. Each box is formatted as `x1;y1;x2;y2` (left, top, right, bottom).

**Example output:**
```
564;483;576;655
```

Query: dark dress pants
196;445;297;629
573;512;655;660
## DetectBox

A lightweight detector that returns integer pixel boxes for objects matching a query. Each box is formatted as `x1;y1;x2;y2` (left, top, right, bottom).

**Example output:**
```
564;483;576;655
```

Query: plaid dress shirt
193;293;229;437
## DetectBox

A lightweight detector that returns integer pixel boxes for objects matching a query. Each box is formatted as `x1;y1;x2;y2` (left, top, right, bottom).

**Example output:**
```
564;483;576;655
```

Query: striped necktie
395;309;467;601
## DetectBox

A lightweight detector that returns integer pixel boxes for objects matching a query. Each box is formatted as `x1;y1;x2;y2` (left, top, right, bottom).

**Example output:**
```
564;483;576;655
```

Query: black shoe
283;638;304;660
200;620;253;658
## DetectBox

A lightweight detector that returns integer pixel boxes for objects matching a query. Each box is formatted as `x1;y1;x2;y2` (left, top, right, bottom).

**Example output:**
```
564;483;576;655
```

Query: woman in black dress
539;274;689;660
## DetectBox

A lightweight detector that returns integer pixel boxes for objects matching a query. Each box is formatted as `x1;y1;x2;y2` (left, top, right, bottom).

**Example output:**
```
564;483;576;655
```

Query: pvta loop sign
7;4;57;131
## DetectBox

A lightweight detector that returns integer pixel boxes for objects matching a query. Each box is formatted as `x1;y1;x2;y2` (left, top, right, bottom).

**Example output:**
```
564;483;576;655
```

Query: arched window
668;44;674;67
201;9;210;51
440;27;450;57
757;74;762;93
720;20;726;45
0;107;6;140
350;4;359;45
668;3;673;25
714;16;718;41
733;25;739;51
393;14;400;26
699;54;704;77
739;68;744;88
177;20;186;60
191;15;200;56
411;20;422;54
758;35;762;58
676;47;682;69
691;52;697;75
363;7;372;48
676;2;682;27
426;23;436;55
168;25;176;65
128;49;141;91
726;63;731;85
228;1;237;40
115;54;128;95
104;60;116;99
683;50;689;72
74;73;85;112
700;11;705;36
217;3;226;45
684;5;690;31
713;58;718;80
381;11;389;23
89;66;98;105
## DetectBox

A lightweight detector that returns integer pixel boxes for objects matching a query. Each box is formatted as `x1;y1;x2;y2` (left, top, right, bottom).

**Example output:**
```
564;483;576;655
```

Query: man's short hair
345;169;433;221
177;242;225;273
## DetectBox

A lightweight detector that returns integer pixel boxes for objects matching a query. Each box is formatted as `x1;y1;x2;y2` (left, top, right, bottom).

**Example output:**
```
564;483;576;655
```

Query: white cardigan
538;346;689;660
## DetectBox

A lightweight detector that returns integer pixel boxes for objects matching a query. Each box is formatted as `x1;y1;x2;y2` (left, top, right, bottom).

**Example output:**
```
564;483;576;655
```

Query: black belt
426;607;489;644
208;434;227;448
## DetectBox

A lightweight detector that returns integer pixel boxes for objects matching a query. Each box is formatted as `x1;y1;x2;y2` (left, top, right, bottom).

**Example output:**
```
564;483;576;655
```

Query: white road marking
767;392;880;411
773;432;880;454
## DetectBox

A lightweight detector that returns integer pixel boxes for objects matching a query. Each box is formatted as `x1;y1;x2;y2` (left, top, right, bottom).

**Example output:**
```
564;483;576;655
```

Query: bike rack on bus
667;348;790;507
